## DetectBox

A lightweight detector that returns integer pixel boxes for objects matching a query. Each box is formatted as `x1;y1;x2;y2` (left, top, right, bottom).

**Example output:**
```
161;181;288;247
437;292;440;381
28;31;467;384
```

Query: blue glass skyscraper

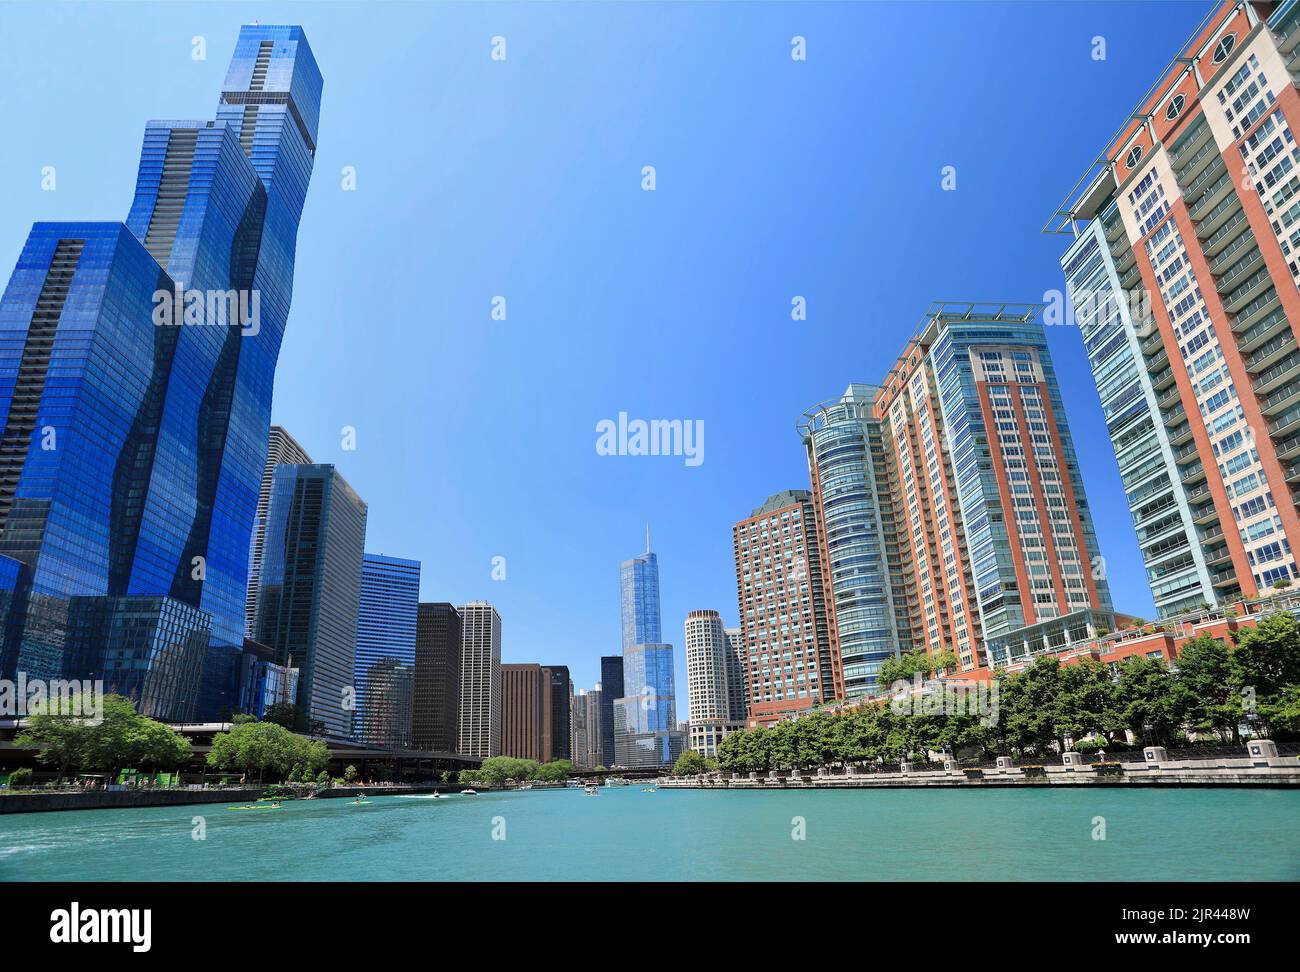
254;464;367;737
0;27;322;721
619;535;661;650
613;538;681;767
354;553;421;746
613;643;683;768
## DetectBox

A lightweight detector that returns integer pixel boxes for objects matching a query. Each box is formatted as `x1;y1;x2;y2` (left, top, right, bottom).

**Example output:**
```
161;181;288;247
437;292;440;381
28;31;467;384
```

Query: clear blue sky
0;1;1215;717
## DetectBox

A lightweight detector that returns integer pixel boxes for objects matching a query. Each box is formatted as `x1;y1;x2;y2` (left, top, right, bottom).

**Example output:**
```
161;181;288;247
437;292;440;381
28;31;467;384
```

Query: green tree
262;702;304;732
1259;685;1300;736
533;759;573;782
1053;659;1116;746
18;693;190;782
1231;612;1300;700
7;767;33;788
476;756;539;785
206;720;301;781
999;659;1065;756
672;750;717;776
1171;635;1241;742
1110;656;1180;746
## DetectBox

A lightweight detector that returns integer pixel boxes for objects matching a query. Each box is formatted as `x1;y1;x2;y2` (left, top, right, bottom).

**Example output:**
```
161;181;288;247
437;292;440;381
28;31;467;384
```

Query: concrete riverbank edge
0;783;450;815
660;760;1300;789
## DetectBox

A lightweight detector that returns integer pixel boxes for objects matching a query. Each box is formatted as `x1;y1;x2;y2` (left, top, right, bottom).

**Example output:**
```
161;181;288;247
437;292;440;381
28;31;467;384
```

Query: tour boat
604;776;629;787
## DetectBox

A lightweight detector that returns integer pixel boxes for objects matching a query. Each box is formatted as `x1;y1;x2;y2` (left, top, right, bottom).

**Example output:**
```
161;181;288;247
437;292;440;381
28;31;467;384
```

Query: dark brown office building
501;662;573;762
501;663;545;760
543;665;571;762
413;602;461;753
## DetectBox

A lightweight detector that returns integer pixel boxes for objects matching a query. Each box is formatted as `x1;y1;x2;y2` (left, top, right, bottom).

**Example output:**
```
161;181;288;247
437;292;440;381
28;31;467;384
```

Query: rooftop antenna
645;522;651;554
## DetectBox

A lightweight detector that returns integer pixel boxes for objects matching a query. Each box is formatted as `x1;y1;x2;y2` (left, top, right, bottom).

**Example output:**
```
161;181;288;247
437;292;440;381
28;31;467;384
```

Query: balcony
1275;4;1300;55
1179;460;1207;486
1176;141;1222;189
1221;266;1273;314
1158;383;1183;410
1169;117;1213;169
1270;410;1300;440
1112;244;1137;274
1181;154;1227;202
1208;229;1258;275
1187;171;1236;223
1121;262;1144;291
1215;247;1266;294
1232;291;1282;338
1183;481;1212;503
1277;434;1300;462
1168;422;1193;448
1210;569;1239;589
1152;366;1177;392
1252;350;1300;397
1201;523;1225;543
1287;462;1300;484
1261;383;1300;418
1204;544;1233;568
1192;502;1219;526
1172;440;1200;463
1244;330;1296;373
1140;328;1166;356
1194;191;1245;239
1201;208;1250;258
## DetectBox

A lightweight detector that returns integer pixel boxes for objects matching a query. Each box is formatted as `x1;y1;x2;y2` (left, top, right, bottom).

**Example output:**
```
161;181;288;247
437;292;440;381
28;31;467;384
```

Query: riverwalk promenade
660;741;1300;789
0;782;452;815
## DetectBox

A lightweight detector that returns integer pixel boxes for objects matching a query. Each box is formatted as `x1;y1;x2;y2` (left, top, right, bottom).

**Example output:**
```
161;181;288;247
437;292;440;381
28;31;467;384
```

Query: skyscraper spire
645;522;651;554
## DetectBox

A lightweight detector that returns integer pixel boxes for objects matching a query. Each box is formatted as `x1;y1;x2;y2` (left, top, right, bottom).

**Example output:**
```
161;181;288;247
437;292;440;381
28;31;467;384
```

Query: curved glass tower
799;386;907;697
0;26;323;721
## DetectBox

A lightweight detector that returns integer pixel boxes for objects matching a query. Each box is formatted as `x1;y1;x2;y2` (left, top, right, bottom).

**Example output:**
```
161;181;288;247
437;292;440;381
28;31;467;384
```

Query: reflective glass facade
0;26;322;722
253;464;367;737
613;642;683;767
619;550;661;650
800;387;906;696
354;553;420;747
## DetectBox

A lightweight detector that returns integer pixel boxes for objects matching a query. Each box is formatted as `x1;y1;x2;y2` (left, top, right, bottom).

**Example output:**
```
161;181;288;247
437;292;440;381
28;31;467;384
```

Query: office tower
543;665;572;761
414;602;462;753
0;26;323;721
620;537;662;649
253;464;367;737
799;386;909;697
1051;0;1300;614
598;655;624;767
500;662;571;762
613;643;684;768
877;303;1115;669
723;626;748;722
684;609;743;757
457;601;502;759
732;490;833;726
501;663;545;761
354;553;420;747
571;687;603;769
247;427;312;636
233;639;299;718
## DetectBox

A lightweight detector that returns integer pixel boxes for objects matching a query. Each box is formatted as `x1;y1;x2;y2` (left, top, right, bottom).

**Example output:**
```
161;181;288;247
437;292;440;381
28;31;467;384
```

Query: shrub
7;767;33;788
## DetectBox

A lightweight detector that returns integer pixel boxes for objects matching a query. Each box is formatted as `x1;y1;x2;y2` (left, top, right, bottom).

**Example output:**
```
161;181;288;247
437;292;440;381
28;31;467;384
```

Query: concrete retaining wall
659;757;1300;789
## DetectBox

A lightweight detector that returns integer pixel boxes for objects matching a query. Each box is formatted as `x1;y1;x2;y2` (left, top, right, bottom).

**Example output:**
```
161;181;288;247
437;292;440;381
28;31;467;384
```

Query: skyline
0;2;1219;708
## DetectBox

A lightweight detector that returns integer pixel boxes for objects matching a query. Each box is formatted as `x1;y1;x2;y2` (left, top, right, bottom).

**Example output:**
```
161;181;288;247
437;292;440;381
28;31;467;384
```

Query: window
1212;34;1236;64
1166;94;1185;121
1126;145;1144;170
